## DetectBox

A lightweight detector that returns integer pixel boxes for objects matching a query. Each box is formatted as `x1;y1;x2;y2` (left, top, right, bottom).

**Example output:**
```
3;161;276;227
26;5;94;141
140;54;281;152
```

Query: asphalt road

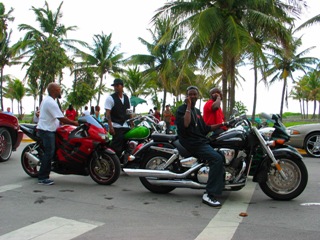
0;142;319;240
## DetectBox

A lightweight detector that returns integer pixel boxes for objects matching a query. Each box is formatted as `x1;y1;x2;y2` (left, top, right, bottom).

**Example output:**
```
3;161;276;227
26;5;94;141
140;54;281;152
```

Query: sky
2;0;320;116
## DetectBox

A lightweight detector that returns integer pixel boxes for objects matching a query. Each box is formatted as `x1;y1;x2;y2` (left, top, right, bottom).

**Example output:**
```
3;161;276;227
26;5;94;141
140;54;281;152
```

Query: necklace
191;108;198;127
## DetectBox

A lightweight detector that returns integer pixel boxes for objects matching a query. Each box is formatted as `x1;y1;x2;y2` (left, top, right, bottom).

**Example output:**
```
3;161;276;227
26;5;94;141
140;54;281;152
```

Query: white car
287;123;320;158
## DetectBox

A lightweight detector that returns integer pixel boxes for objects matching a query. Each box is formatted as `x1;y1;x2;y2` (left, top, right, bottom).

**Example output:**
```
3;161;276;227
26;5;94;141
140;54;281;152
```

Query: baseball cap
111;78;124;86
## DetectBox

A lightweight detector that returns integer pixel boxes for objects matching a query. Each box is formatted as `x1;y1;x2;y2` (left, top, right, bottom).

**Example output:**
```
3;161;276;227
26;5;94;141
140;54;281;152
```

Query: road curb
22;134;34;142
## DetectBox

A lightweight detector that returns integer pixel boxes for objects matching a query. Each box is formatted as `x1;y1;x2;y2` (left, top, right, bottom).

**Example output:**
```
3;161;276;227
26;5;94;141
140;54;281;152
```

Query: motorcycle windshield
78;115;104;129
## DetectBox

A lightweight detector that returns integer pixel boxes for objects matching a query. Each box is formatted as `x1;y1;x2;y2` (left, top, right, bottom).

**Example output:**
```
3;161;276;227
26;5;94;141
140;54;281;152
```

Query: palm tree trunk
221;51;228;118
97;74;103;106
312;99;316;119
162;88;167;119
251;59;258;123
302;99;305;119
279;77;287;119
229;57;236;117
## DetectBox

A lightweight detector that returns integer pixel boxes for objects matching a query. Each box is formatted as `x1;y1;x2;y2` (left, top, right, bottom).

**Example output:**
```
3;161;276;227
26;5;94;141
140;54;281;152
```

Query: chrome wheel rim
266;159;301;194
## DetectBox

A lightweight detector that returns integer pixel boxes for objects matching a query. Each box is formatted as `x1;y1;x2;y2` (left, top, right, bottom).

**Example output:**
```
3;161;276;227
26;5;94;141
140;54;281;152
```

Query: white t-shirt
104;95;130;128
37;96;64;132
82;110;90;116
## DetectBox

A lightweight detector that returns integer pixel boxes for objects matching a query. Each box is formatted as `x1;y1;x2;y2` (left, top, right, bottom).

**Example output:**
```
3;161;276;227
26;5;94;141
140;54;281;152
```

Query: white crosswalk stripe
195;180;257;240
0;217;104;240
0;184;22;193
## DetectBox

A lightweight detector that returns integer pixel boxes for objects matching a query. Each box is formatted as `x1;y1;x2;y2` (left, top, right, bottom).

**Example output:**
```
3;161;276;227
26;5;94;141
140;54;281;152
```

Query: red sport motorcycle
20;115;121;185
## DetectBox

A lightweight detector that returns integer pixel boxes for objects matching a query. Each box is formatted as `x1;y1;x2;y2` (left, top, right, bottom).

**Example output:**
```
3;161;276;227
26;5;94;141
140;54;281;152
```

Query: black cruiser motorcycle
123;114;308;200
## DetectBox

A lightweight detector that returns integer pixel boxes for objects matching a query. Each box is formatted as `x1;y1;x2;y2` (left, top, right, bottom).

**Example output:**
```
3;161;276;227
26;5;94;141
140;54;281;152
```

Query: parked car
0;112;23;162
287;123;320;158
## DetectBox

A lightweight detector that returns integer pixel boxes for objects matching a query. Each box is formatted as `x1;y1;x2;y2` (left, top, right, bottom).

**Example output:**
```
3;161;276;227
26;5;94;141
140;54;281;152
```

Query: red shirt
154;111;161;121
203;99;227;130
66;109;77;121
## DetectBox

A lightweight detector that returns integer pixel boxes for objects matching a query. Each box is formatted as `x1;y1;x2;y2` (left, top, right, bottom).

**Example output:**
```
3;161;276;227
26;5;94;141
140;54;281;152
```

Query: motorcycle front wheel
0;128;12;162
89;151;121;185
139;151;176;194
21;143;41;178
259;157;308;200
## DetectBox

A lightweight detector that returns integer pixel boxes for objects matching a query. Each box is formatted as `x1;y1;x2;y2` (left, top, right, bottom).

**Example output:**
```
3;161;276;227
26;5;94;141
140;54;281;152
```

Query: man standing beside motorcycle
37;82;79;185
176;86;228;208
203;87;227;135
104;78;133;163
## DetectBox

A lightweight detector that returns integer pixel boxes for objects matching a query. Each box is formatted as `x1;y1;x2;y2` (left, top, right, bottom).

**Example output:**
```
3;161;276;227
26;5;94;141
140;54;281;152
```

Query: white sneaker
202;193;221;208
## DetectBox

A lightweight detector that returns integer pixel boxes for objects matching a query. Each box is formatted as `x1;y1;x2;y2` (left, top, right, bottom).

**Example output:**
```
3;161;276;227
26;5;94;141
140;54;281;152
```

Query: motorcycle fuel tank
125;126;150;140
211;128;247;149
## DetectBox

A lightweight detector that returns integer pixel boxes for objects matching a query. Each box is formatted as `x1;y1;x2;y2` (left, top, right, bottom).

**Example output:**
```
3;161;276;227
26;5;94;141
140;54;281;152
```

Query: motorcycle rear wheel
139;151;176;194
259;157;308;200
89;151;121;185
21;143;40;178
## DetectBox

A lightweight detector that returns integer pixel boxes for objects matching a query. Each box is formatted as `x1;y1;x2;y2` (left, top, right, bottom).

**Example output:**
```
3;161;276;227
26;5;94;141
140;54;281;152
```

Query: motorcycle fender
133;141;175;157
102;147;117;155
252;148;303;183
271;148;303;160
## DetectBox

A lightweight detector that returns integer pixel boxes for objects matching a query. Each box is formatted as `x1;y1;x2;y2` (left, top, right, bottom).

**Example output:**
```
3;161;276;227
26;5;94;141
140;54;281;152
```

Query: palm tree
0;3;14;41
290;81;305;116
2;77;26;116
295;13;320;32
76;32;124;106
0;30;21;110
25;80;40;114
113;66;153;113
265;34;318;118
12;1;87;105
12;78;26;118
128;17;185;115
153;0;305;117
303;70;320;119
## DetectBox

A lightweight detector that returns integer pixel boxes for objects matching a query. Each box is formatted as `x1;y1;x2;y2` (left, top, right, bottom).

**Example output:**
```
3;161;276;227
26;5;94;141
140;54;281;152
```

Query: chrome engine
195;149;247;184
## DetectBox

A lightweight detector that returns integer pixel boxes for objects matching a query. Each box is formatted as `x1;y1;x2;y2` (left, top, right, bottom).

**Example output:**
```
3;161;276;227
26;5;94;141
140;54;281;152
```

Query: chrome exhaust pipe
123;163;203;179
148;179;246;190
148;179;206;189
25;152;40;165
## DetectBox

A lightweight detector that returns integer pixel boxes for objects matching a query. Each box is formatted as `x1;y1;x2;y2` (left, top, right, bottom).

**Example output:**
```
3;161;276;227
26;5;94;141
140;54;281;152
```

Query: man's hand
109;126;115;135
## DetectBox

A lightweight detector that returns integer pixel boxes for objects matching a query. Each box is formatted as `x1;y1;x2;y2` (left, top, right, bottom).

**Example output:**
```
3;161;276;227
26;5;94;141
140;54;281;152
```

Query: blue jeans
38;130;56;180
189;144;224;196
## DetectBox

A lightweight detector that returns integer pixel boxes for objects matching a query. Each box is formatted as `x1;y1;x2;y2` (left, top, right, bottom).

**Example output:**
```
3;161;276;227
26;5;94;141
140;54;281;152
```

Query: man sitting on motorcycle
176;86;228;208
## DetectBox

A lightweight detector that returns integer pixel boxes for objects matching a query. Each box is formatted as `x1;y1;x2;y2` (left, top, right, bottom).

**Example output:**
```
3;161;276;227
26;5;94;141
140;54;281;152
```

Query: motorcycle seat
151;133;178;142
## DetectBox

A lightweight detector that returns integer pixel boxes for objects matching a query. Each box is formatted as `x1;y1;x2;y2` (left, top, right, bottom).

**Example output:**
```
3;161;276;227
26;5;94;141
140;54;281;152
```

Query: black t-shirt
176;104;211;148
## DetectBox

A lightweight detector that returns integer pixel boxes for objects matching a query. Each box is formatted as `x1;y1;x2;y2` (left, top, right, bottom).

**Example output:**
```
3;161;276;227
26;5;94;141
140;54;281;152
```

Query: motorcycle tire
21;143;40;178
139;151;176;194
89;151;121;185
0;128;12;162
259;157;308;200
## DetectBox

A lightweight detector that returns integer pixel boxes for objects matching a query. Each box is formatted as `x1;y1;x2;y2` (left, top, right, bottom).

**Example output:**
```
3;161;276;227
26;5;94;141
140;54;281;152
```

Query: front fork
253;127;288;180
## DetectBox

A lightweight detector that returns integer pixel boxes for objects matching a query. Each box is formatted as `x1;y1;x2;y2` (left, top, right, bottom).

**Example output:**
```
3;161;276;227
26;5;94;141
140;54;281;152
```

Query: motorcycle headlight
259;127;275;140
